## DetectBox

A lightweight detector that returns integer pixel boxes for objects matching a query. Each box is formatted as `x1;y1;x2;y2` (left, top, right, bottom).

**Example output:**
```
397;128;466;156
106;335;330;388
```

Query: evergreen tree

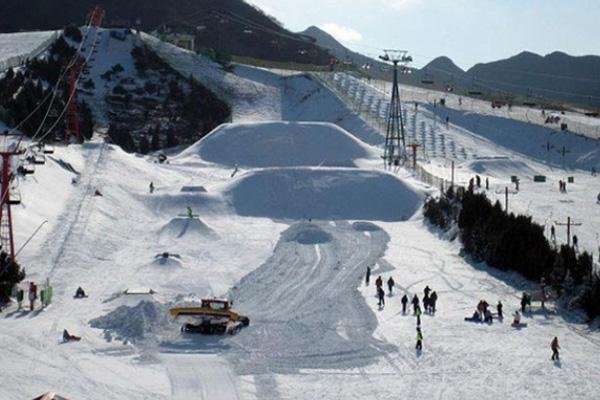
0;252;25;303
139;136;150;154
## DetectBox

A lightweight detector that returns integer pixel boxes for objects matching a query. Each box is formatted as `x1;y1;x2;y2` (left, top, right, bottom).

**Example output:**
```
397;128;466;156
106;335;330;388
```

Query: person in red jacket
551;337;560;361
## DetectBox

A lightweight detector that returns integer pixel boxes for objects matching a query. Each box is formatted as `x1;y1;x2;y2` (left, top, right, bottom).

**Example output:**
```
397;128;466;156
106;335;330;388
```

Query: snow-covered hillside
0;30;58;71
2;34;600;400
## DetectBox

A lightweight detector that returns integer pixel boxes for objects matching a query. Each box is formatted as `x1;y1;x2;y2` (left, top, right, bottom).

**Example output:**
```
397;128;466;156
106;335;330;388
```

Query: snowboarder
416;328;423;351
412;294;420;314
512;310;522;326
365;266;371;286
465;309;482;322
74;287;86;298
149;182;154;194
377;286;385;308
187;206;194;219
401;294;408;314
551;337;560;361
496;301;503;320
415;305;422;326
28;282;37;311
387;277;395;295
94;189;103;197
429;291;438;314
375;276;383;291
63;329;81;342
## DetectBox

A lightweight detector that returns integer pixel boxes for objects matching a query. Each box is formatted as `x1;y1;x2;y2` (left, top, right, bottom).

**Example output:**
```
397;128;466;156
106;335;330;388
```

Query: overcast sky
247;0;600;69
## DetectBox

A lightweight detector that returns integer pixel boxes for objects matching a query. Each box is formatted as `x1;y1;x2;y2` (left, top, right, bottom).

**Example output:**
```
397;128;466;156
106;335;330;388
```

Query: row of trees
424;188;599;319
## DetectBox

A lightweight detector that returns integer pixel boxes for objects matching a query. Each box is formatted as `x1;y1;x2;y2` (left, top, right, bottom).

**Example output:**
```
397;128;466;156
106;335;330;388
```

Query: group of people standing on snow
366;267;396;309
367;267;437;352
468;175;490;192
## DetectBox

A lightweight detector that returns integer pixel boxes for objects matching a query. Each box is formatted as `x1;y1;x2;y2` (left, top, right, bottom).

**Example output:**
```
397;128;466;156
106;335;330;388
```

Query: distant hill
0;0;332;65
466;51;600;107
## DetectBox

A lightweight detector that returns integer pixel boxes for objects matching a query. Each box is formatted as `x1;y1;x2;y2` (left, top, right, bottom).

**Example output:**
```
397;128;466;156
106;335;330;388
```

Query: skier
387;276;395;295
476;175;481;188
28;282;37;311
415;305;422;326
401;294;408;314
74;287;86;298
429;291;438;314
572;235;579;252
485;177;489;190
377;286;385;308
375;276;383;291
365;266;371;286
551;337;560;361
63;329;81;342
416;327;423;351
149;182;154;194
550;225;556;242
496;301;503;320
187;206;194;219
411;294;420;314
465;309;482;322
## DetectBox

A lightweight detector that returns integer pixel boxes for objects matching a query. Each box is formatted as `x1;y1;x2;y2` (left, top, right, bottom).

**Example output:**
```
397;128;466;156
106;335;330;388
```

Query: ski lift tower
64;57;85;144
0;132;24;259
379;49;412;167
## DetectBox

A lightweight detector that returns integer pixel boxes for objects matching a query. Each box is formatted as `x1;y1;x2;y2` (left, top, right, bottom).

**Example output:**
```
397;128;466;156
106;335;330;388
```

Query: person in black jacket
412;294;420;314
401;294;408;314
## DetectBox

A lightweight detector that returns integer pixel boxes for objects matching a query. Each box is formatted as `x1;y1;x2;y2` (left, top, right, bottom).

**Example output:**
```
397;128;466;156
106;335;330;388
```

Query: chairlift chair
43;145;55;154
8;190;21;205
33;154;46;165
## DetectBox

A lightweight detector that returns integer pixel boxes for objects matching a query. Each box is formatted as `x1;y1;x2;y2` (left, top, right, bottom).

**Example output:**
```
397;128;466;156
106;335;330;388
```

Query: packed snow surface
178;121;372;168
225;168;422;221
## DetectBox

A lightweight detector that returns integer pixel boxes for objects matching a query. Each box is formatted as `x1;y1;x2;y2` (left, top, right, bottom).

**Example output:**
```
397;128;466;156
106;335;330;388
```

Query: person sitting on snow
74;287;86;298
513;310;522;325
63;329;81;342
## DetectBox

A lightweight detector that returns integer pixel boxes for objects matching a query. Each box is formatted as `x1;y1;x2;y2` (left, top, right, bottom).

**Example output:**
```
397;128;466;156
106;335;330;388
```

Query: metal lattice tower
64;57;85;144
379;50;412;166
0;134;23;259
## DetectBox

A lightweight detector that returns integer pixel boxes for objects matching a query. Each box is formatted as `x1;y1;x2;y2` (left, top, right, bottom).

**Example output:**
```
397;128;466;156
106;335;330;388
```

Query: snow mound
177;121;371;168
352;221;382;232
159;217;218;242
225;168;422;221
150;256;183;269
90;301;172;343
180;186;207;193
283;222;332;244
466;157;539;179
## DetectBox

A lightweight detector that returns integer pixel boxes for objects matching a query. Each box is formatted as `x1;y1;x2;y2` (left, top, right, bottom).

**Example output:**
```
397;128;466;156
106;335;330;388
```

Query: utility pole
408;143;421;170
555;216;582;247
379;49;412;168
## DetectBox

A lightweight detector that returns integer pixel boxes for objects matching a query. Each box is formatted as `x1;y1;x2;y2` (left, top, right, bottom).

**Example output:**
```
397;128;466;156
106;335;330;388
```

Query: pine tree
0;252;25;303
139;136;150;154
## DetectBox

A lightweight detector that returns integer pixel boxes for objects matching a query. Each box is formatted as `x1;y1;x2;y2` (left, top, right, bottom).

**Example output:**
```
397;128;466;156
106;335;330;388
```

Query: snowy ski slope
1;35;600;400
0;31;59;72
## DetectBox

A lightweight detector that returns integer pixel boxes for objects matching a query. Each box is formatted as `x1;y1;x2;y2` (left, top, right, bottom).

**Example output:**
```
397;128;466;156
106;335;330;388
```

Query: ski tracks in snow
164;354;241;400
